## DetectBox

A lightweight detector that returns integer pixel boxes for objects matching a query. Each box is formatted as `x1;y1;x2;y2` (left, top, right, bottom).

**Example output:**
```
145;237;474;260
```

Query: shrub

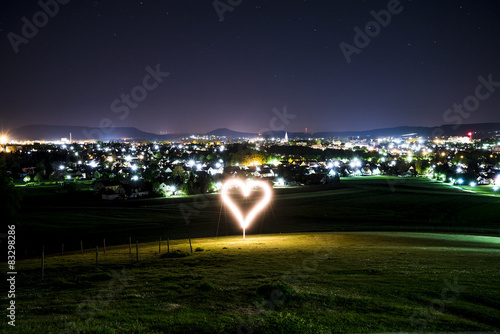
160;250;190;258
256;281;295;301
198;281;215;292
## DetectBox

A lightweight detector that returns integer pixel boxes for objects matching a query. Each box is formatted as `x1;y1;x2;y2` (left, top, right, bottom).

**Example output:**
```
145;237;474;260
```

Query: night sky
1;0;500;134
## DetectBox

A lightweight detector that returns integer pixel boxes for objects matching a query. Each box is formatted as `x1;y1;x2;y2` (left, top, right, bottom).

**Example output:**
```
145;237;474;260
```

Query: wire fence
13;225;500;279
16;236;198;278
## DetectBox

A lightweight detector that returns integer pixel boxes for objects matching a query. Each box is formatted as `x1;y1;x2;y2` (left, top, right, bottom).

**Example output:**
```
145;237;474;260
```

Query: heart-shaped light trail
221;179;272;239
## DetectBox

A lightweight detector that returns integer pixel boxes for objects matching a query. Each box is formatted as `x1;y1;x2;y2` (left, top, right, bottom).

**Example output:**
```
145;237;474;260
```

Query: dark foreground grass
6;232;500;333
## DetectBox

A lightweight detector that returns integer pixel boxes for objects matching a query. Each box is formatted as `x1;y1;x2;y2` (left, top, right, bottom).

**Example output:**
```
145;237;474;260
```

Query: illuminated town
2;131;500;198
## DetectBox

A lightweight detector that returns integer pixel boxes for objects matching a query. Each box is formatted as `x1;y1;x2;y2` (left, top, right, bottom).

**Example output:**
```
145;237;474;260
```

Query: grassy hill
8;232;500;333
15;177;500;257
7;176;500;332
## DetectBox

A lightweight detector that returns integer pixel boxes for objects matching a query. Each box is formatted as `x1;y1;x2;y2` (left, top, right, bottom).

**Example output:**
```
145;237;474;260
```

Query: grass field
15;176;500;256
6;176;500;333
7;232;500;333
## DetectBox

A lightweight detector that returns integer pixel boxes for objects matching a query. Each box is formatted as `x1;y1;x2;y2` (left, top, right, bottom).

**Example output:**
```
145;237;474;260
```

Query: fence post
189;238;193;253
41;246;45;280
103;238;106;254
167;237;170;253
96;246;99;267
159;237;161;254
136;240;139;262
129;237;132;254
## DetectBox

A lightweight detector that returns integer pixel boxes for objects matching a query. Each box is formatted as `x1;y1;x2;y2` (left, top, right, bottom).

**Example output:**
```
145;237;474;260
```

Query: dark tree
0;155;21;225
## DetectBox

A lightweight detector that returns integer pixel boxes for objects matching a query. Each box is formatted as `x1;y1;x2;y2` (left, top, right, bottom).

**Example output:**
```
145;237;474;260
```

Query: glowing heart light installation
221;179;272;239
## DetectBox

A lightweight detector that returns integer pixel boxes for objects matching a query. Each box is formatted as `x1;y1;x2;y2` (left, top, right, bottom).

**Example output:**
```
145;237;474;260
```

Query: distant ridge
205;128;256;138
8;123;500;141
9;125;187;141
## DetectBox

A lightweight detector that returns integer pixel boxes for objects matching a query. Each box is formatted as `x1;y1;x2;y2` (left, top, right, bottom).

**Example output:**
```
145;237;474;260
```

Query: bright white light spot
215;162;222;169
469;182;476;187
457;179;464;185
89;161;98;168
131;164;138;171
221;179;272;239
59;165;65;170
132;175;139;181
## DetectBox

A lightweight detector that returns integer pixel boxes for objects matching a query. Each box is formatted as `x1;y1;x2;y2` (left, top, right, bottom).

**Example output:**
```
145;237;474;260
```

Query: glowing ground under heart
221;179;272;239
